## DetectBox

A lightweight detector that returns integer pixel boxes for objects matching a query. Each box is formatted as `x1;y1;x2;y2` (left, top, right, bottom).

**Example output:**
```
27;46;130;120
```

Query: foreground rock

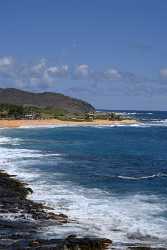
0;170;68;223
0;236;112;250
0;170;112;249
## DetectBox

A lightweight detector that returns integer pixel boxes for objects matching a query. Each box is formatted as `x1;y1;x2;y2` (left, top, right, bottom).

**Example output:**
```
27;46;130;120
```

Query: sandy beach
0;118;138;128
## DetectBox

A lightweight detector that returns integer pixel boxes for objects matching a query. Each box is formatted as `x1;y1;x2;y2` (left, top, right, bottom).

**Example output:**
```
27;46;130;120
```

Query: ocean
0;111;167;249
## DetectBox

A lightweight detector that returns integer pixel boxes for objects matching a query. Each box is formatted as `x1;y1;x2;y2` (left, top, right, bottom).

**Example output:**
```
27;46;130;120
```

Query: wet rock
46;212;68;223
0;170;112;250
0;170;68;225
63;237;112;250
7;237;112;250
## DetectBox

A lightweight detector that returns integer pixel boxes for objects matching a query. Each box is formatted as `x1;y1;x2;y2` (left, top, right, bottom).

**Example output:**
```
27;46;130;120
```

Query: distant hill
0;88;95;113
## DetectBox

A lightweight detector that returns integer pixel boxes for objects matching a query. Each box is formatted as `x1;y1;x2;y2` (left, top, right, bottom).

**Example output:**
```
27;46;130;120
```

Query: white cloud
32;58;47;73
0;57;122;88
104;69;122;80
75;64;89;77
0;56;166;97
47;66;59;74
0;56;14;67
160;68;167;78
47;64;68;77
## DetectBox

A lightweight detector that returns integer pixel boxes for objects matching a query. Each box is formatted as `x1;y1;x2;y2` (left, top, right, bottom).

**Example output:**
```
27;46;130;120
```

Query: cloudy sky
0;1;167;110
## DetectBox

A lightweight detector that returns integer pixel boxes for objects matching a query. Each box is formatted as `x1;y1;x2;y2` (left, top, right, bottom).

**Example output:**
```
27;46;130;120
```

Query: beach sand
0;118;138;128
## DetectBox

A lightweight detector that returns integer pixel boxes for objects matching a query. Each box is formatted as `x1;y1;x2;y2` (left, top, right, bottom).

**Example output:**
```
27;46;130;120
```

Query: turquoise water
0;111;167;248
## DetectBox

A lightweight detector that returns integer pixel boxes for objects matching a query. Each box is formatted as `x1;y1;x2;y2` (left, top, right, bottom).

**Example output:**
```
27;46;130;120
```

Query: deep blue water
0;111;167;248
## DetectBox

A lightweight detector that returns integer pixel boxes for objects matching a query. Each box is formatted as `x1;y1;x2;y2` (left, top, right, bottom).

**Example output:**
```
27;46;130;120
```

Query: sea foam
0;133;167;248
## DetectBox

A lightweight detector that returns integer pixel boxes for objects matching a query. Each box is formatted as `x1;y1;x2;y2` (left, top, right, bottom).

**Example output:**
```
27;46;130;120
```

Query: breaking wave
0;133;167;248
117;173;167;180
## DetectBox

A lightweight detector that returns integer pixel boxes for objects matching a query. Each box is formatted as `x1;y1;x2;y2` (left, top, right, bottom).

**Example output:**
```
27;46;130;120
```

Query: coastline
1;115;167;249
0;169;163;250
0;118;138;128
0;170;112;250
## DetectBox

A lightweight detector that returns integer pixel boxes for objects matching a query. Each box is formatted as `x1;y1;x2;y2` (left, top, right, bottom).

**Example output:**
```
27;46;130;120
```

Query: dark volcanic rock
0;88;95;113
0;170;68;228
0;170;112;250
5;237;112;250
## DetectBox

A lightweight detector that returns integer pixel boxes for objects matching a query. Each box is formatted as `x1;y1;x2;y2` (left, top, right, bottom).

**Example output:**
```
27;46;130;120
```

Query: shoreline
0;125;166;249
0;170;112;250
0;171;164;250
0;169;164;250
0;118;139;128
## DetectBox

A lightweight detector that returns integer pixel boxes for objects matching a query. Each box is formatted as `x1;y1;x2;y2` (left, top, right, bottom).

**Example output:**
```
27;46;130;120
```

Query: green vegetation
95;112;123;121
0;103;126;121
0;103;66;119
0;104;24;119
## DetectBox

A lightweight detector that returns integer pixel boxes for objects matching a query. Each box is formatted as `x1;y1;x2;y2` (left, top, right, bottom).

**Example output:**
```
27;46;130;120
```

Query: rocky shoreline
0;170;167;250
0;170;112;250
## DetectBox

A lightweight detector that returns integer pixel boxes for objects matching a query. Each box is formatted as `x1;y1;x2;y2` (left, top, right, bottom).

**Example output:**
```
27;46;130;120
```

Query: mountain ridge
0;88;95;113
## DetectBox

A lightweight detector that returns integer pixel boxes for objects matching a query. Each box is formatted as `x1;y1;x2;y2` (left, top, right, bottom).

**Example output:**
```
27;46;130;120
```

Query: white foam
124;120;167;128
18;123;140;129
29;179;167;247
3;117;164;129
0;212;34;222
0;134;167;247
0;136;22;145
19;125;67;129
117;173;167;180
109;120;167;128
18;121;167;129
19;124;83;129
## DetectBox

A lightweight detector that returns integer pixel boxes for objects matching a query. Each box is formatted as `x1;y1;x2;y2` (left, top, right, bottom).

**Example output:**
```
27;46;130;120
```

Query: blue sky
0;1;167;110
